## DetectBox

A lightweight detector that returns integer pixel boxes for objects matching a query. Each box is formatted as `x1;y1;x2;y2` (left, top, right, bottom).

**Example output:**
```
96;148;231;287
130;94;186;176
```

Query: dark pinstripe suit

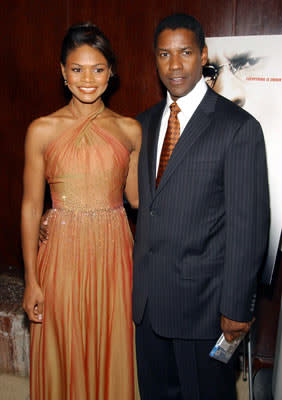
133;87;270;399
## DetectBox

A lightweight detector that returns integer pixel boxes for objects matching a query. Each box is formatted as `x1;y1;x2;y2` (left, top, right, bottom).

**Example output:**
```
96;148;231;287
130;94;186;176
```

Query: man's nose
215;68;246;108
169;55;182;71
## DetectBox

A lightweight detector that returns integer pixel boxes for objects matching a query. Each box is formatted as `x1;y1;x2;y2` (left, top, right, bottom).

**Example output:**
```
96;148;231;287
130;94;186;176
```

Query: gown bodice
44;114;130;212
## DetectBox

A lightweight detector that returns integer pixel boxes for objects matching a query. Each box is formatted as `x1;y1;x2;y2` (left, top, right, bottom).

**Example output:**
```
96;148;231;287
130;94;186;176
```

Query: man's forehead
157;28;197;47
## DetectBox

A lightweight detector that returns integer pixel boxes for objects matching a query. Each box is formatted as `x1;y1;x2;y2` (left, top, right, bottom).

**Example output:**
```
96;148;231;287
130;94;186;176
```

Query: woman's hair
61;22;116;73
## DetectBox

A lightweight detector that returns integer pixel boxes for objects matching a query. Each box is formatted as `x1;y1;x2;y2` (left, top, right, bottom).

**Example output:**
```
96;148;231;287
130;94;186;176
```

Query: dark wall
0;0;281;269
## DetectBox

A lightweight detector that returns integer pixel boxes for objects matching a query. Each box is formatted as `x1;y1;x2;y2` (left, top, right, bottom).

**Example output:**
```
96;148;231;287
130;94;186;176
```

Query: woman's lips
78;87;97;94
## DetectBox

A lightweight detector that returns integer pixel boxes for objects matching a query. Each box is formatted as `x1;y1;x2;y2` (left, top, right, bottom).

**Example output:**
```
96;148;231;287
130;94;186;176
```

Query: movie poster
205;35;282;284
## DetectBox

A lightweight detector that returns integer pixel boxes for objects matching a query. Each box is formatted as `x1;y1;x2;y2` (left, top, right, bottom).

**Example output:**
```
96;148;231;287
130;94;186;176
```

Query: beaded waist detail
49;205;124;217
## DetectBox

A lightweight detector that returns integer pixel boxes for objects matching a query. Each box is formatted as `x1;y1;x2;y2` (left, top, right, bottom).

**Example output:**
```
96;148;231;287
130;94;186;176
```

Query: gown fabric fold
30;112;139;400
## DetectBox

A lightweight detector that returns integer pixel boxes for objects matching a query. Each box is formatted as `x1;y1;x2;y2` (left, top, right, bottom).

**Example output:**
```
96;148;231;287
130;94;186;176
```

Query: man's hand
39;209;51;243
221;315;253;343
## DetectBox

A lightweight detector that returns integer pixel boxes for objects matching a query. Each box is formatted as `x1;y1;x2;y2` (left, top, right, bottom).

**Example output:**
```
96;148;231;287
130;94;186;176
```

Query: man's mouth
169;77;185;84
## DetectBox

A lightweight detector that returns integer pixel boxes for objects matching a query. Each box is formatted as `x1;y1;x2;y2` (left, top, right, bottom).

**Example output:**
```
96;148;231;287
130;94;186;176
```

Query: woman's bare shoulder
28;106;70;132
107;109;140;128
106;109;142;145
26;106;71;150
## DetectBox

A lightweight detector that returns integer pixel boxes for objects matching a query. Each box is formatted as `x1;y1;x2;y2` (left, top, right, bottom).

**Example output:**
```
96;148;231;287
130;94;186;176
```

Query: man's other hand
39;209;51;244
221;315;253;343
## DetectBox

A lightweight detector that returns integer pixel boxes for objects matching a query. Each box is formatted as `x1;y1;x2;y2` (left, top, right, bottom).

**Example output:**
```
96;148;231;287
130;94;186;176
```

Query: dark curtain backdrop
0;0;281;269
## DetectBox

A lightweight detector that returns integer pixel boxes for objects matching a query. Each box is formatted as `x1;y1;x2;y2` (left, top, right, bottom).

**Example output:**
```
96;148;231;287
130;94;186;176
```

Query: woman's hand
22;282;44;323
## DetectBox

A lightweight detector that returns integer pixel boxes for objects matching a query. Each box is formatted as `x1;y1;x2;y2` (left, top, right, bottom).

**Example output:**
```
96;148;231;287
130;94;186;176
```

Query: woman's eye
72;68;81;72
95;68;105;73
183;50;192;55
160;52;168;57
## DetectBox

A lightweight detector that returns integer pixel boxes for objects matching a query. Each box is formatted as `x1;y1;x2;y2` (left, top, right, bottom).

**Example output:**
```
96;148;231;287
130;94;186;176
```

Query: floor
0;374;29;400
0;372;249;400
237;372;251;400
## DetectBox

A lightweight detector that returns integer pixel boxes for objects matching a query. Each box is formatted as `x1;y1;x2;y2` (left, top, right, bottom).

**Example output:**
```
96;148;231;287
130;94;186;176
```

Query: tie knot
170;102;181;115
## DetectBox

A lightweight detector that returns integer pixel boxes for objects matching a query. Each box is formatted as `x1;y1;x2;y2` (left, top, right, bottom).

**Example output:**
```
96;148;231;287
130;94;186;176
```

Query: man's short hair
154;14;206;52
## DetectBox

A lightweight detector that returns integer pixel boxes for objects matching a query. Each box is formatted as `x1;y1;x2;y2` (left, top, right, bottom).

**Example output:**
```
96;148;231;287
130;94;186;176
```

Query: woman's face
61;44;111;104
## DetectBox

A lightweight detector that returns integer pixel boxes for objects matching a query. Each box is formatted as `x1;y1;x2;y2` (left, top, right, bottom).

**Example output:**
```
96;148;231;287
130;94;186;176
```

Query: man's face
155;28;208;101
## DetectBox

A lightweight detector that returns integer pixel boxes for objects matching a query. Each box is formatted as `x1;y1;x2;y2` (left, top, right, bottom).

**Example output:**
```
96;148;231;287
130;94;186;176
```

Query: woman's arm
21;120;46;322
124;119;142;209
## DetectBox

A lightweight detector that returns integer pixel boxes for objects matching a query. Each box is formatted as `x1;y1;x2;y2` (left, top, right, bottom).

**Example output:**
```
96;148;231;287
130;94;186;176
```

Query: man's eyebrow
157;46;192;51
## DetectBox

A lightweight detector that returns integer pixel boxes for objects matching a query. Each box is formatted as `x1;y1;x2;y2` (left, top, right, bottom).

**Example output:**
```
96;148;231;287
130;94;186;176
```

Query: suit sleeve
136;112;146;125
220;117;270;322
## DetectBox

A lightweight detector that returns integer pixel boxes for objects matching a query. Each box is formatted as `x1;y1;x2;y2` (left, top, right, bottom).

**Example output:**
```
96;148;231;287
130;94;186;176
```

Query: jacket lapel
155;88;217;194
146;101;165;194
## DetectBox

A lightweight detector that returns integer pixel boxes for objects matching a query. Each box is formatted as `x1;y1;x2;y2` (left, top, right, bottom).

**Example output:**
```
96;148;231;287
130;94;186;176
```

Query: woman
21;23;141;400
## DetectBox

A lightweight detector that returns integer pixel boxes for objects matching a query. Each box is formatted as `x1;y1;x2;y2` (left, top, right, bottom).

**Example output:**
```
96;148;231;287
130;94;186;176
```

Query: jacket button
150;210;156;216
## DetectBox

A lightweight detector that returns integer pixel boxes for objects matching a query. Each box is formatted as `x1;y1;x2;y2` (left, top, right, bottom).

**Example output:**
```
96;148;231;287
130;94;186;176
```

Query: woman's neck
70;97;104;118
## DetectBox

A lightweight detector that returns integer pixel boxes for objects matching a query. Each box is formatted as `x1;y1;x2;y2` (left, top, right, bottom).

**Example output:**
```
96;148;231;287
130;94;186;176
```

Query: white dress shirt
156;76;208;176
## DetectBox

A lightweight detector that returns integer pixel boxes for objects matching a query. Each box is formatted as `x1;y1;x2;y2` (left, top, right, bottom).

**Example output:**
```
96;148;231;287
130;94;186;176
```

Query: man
132;14;269;400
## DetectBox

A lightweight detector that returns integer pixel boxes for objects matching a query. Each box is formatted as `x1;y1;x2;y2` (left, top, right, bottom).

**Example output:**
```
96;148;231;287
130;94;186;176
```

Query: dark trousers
135;305;237;400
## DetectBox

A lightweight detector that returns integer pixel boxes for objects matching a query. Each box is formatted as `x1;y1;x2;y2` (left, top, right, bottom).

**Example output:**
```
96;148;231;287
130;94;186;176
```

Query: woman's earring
64;79;68;86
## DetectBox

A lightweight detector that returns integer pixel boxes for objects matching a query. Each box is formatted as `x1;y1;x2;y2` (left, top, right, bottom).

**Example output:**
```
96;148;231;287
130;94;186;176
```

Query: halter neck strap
69;100;105;122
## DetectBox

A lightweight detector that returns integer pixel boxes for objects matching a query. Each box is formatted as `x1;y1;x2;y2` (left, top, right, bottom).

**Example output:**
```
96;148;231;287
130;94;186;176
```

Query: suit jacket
132;87;270;339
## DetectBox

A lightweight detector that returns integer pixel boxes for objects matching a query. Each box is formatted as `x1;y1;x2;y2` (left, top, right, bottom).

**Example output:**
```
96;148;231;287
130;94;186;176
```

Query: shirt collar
165;76;208;116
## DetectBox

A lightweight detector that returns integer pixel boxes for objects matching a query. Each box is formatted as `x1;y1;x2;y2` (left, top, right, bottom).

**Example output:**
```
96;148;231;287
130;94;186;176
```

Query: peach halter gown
30;111;139;400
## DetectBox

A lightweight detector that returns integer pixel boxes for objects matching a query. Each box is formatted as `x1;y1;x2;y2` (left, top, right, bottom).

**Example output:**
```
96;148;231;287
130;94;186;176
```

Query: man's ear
201;45;208;66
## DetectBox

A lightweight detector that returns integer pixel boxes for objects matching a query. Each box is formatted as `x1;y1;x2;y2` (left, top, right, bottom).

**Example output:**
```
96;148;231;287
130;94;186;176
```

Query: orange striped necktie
156;102;181;188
